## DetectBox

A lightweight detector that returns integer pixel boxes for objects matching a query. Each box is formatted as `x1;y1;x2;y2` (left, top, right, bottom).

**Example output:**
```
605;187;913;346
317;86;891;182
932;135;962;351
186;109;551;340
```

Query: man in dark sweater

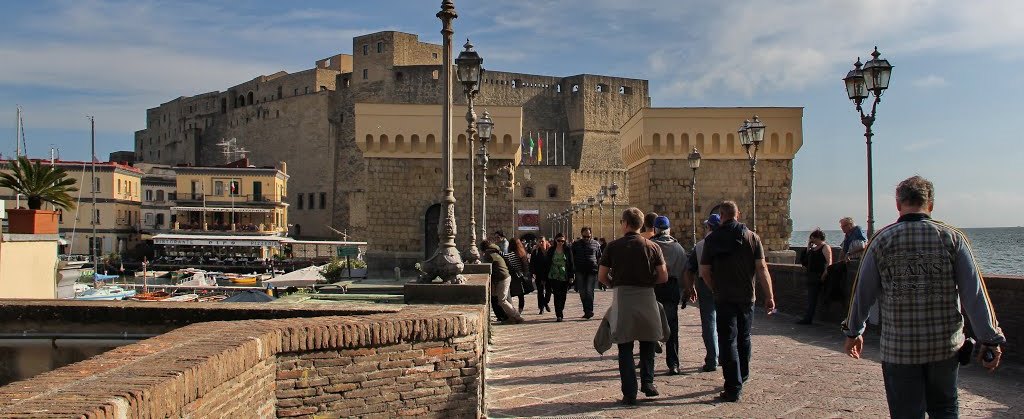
571;227;602;319
699;201;775;402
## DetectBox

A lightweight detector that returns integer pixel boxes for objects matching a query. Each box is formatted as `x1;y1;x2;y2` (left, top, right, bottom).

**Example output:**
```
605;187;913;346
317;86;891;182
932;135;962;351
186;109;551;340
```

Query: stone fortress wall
134;30;799;269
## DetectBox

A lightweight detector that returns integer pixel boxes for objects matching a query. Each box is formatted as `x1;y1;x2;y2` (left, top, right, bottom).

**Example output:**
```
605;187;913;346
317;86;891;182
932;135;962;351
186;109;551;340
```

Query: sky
1;0;1023;229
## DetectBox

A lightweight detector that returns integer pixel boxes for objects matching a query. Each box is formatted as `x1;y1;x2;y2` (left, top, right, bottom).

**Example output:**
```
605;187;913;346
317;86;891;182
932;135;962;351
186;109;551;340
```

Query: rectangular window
362;69;368;80
294;88;298;96
145;190;153;201
304;86;309;94
156;190;164;201
117;179;122;194
377;41;383;53
94;178;101;192
146;213;153;225
362;44;368;55
298;194;304;210
229;180;240;196
308;193;314;210
319;192;326;209
93;209;100;224
214;181;224;196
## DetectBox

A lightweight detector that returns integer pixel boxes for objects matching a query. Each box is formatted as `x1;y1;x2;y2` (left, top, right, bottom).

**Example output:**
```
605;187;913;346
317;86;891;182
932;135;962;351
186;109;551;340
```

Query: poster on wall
517;209;540;231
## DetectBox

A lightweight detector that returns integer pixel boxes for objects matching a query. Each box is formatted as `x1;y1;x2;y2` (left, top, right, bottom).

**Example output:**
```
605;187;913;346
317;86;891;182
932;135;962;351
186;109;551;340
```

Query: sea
790;227;1024;277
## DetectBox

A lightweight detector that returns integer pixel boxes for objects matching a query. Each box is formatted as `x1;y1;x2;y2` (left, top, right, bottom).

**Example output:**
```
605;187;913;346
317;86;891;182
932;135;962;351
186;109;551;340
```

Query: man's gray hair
840;216;855;226
896;175;935;207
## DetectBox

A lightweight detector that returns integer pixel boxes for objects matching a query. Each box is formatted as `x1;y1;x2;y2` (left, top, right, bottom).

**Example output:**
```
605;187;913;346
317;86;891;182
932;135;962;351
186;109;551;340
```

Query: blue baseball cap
654;216;670;229
704;214;721;229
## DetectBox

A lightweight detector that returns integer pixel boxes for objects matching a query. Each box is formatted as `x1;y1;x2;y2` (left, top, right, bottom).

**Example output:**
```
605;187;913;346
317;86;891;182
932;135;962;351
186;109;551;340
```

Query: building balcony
175;193;284;205
172;222;285;235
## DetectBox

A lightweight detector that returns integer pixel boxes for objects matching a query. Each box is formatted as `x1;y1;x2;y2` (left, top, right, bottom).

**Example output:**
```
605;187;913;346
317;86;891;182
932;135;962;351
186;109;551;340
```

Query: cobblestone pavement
486;291;1022;418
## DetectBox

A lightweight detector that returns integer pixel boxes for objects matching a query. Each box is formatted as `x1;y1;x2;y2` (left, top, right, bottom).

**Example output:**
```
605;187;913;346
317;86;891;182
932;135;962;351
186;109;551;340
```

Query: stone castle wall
629;158;794;250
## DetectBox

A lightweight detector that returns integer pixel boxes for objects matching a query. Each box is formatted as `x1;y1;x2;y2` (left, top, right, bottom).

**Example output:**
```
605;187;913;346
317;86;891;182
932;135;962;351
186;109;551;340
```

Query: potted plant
1;157;78;234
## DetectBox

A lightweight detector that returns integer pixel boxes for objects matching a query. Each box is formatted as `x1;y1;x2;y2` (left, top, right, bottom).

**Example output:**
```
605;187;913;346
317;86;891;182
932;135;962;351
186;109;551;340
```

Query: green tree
0;156;78;210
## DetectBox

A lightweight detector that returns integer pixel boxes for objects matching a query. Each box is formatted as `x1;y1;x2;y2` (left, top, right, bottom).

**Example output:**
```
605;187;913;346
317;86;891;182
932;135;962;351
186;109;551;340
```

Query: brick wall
0;303;487;418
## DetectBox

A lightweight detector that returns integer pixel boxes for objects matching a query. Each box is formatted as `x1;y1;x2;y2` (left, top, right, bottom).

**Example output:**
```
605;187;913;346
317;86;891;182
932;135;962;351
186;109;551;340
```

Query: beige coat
593;285;671;354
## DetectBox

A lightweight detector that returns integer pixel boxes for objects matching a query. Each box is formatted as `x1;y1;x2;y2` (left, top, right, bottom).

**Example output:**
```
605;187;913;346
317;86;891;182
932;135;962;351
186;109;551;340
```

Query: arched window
523;185;535;198
246;91;254;106
237;95;244;107
571;84;579;92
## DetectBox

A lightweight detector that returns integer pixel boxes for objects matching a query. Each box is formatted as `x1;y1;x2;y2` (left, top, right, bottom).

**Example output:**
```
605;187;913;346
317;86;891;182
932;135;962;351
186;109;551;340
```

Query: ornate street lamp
476;110;494;243
455;39;483;263
687;147;702;246
738;115;765;231
573;204;582;238
419;0;464;283
587;196;596;235
844;46;893;238
597;187;606;239
608;182;618;239
562;209;571;238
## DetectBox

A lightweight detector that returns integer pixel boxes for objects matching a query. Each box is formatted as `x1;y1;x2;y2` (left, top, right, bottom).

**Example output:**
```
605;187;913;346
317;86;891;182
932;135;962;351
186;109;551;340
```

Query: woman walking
506;238;532;314
546;233;576;321
531;236;553;314
797;229;832;324
482;240;524;324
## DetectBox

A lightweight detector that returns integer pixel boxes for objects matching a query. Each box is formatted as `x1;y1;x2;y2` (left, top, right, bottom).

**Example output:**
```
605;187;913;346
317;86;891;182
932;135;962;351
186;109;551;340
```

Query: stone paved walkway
486;291;1022;418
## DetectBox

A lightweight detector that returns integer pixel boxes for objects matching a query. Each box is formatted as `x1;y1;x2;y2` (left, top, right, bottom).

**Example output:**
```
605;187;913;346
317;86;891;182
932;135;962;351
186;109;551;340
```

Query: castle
135;31;801;271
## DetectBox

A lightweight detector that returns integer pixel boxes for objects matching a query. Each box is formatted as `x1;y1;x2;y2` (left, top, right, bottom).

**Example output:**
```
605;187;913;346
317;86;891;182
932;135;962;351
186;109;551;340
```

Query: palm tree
0;156;78;210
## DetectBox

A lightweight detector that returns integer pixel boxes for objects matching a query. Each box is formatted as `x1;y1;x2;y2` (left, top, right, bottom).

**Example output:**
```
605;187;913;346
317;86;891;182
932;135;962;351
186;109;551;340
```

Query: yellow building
1;160;143;256
0;234;59;299
168;159;289;235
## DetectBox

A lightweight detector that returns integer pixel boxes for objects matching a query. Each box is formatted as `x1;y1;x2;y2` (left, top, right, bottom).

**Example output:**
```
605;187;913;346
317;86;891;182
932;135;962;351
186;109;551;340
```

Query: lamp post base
417;246;466;284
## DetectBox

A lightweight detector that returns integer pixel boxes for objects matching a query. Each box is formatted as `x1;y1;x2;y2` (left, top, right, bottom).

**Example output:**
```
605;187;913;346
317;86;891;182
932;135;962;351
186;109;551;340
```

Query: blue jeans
617;341;655;398
696;278;719;367
575;272;598;315
881;356;959;419
716;302;753;397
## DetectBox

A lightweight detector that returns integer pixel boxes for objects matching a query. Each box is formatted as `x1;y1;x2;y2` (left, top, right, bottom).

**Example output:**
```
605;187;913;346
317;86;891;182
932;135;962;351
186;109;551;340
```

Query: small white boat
75;285;137;301
177;272;218;287
163;293;200;302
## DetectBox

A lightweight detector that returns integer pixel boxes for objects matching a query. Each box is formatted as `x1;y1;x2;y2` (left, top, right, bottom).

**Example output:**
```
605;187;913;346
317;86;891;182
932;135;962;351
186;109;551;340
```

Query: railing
177;193;281;204
174;222;281;233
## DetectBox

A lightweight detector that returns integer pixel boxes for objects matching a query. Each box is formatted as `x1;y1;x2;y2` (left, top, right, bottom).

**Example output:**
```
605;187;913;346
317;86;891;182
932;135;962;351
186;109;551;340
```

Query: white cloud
912;75;948;88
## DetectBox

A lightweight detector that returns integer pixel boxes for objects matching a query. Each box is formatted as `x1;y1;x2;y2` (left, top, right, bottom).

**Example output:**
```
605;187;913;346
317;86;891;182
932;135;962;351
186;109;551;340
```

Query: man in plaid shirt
842;176;1004;418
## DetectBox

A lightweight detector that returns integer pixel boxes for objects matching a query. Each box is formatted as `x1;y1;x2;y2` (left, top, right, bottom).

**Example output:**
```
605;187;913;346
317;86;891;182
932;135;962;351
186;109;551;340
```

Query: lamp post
419;0;464;283
597;187;606;239
844;46;893;238
608;182;618;239
587;196;596;235
738;116;766;232
455;39;483;263
476;111;494;243
688;147;702;247
573;204;582;238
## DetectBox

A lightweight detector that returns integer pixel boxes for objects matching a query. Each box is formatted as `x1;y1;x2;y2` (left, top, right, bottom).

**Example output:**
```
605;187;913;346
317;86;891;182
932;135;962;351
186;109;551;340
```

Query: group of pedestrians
482;176;1004;416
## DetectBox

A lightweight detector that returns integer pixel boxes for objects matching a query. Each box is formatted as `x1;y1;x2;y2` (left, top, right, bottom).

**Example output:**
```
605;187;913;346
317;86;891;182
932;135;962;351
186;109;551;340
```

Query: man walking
651;216;687;375
685;214;721;372
571;227;602;319
699;201;775;402
597;208;668;405
842;176;1004;418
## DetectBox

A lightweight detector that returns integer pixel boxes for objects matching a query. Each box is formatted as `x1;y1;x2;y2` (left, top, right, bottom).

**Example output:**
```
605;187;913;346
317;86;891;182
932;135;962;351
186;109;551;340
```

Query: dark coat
530;247;551;282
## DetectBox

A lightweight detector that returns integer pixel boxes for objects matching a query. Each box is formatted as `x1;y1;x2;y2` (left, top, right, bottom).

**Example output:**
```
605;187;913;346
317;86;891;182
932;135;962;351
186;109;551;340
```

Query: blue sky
1;0;1022;229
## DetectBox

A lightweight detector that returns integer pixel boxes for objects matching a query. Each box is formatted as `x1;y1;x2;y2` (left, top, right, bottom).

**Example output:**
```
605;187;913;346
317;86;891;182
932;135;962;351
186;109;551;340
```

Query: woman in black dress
798;229;832;324
531;236;552;314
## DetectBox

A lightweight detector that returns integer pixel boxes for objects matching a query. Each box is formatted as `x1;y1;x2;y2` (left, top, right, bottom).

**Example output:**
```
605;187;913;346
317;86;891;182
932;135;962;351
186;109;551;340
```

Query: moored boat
75;285;137;301
163;293;200;302
131;291;171;301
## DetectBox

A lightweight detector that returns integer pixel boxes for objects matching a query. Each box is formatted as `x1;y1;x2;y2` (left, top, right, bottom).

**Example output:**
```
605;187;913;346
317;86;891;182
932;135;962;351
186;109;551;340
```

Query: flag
528;133;535;157
537;134;543;163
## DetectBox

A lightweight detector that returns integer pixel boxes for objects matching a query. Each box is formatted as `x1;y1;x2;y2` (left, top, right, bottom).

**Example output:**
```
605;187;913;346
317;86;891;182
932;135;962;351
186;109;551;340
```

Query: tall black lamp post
597;187;606;239
608;182;618;239
843;46;893;238
419;0;464;283
455;39;483;263
738;116;766;231
687;147;702;246
476;111;494;243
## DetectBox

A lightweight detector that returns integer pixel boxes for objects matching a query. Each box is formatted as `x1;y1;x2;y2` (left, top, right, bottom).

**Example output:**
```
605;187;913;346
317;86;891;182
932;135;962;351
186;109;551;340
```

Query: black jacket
570;238;602;274
530;247;551;281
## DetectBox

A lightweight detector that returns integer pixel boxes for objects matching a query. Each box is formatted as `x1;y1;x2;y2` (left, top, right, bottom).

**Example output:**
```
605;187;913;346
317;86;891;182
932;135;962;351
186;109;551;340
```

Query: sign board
153;238;281;247
336;246;360;257
517;209;540;231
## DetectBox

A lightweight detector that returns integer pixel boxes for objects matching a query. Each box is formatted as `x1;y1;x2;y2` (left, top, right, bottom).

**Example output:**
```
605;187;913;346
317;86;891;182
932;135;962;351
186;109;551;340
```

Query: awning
171;206;272;213
152;233;286;247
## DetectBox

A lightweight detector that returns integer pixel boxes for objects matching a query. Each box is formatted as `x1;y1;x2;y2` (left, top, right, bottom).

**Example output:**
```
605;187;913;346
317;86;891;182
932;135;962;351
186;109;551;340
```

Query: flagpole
562;132;566;165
